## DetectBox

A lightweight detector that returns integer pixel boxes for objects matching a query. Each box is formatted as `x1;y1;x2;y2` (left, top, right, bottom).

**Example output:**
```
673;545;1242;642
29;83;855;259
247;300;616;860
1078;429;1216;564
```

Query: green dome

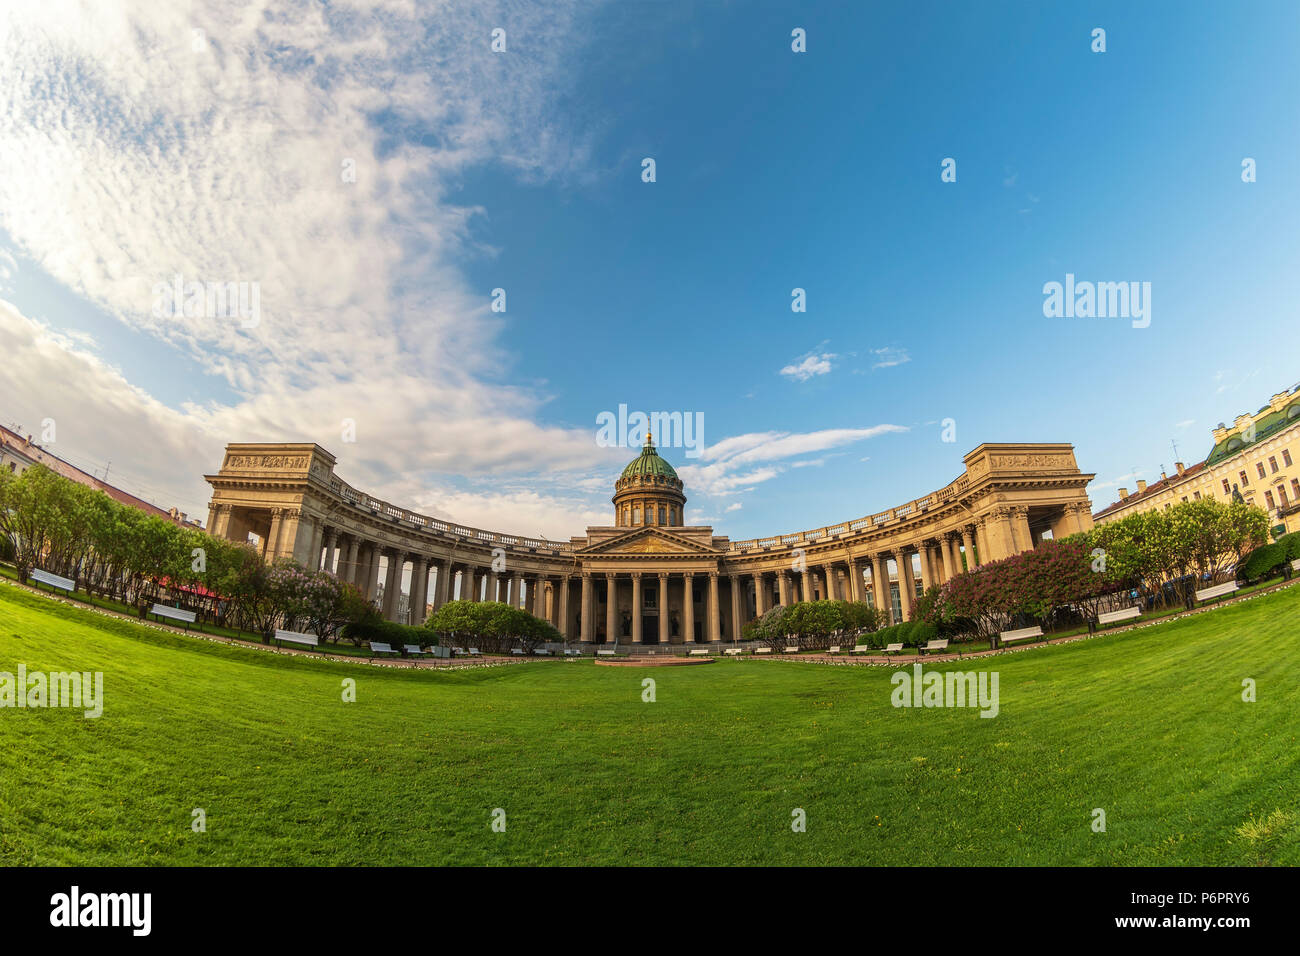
620;434;679;481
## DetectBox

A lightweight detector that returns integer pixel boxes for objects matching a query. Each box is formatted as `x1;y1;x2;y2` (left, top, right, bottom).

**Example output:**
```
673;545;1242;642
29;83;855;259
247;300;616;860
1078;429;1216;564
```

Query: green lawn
0;580;1297;865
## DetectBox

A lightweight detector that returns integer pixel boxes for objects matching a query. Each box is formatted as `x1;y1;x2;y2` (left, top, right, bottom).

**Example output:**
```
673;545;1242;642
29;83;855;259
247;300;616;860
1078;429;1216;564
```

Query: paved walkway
5;572;1295;671
749;577;1299;666
0;576;532;671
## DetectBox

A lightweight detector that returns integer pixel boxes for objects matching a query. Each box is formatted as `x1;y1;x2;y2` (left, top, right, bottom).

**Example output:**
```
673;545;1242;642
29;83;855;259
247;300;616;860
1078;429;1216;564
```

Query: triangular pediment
580;526;721;555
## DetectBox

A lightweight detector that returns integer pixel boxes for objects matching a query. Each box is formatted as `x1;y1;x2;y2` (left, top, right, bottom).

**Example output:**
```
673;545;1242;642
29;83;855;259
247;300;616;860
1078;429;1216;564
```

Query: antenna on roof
1170;438;1180;461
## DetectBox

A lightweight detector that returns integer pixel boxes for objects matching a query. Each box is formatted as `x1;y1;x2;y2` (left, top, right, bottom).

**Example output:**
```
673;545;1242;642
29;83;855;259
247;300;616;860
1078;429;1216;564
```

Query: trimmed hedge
1239;543;1287;583
858;621;937;648
340;617;435;648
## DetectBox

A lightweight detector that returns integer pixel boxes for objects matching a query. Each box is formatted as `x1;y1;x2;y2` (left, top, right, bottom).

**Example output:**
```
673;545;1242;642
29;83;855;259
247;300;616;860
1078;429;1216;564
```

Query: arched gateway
204;437;1095;642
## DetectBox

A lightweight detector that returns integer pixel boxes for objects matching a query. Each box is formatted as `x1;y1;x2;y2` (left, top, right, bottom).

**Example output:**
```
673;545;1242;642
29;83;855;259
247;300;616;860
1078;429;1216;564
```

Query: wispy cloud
779;352;835;382
870;346;910;369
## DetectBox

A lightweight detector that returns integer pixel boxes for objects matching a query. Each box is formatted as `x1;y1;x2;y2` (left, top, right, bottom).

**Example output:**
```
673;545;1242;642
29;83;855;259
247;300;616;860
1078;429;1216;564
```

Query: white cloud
870;346;910;369
779;353;834;382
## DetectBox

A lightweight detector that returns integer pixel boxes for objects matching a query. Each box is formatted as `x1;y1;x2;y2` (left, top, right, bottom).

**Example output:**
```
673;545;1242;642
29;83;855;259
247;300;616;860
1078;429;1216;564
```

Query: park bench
596;647;617;656
467;647;481;656
827;645;841;654
689;648;711;656
368;641;399;656
782;645;799;654
723;647;743;656
881;642;904;655
850;643;873;654
1195;581;1239;604
1293;558;1300;572
150;603;197;629
402;644;428;657
754;646;773;655
999;626;1043;645
452;646;467;656
1097;606;1141;627
534;648;552;656
31;569;76;593
274;629;320;651
919;639;949;655
511;648;526;656
563;648;582;657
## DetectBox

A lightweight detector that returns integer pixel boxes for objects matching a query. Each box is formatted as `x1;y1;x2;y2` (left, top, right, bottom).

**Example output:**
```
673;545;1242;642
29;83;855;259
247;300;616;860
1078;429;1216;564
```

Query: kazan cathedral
205;433;1097;644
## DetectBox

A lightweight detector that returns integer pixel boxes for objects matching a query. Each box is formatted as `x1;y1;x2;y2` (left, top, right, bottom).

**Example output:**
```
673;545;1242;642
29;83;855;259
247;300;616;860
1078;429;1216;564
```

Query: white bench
369;642;399;656
782;645;799;654
468;647;481;656
1097;606;1141;627
274;628;320;651
689;648;711;656
31;569;76;593
563;648;583;657
150;604;197;629
723;647;743;656
754;647;773;655
453;646;467;656
881;642;904;655
596;648;617;657
827;645;841;654
1292;558;1300;572
999;626;1042;645
920;639;949;655
511;648;526;656
851;644;873;654
1195;581;1239;603
534;648;552;656
403;644;428;657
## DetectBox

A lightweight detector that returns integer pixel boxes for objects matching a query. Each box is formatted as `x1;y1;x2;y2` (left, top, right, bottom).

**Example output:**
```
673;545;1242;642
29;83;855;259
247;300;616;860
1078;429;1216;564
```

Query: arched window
658;506;666;524
633;505;641;524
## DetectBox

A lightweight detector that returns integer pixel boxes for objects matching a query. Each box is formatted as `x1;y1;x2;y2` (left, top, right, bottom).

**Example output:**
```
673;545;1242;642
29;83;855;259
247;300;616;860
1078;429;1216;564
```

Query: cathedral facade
204;435;1095;642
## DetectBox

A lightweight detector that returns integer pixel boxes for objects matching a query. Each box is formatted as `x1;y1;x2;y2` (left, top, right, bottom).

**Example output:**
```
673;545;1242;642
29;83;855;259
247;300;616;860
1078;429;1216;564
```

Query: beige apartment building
1093;383;1300;537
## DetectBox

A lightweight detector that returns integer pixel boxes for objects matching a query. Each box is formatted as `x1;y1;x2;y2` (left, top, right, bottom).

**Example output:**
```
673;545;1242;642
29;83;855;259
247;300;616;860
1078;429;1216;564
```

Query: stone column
823;563;838;601
605;573;618;644
778;572;791;606
320;528;336;573
801;567;814;602
364;545;382;602
382;551;403;621
579;573;592;642
409;556;428;625
307;517;325;570
631;573;643;643
961;528;976;571
751;572;766;616
266;509;286;561
730;574;744;640
658;573;670;644
341;535;359;583
919;542;934;592
871;553;888;618
975;520;990;566
940;537;955;580
436;557;453;608
895;551;913;622
846;558;860;602
683;573;696;643
1010;506;1033;554
558;577;571;639
704;572;719;642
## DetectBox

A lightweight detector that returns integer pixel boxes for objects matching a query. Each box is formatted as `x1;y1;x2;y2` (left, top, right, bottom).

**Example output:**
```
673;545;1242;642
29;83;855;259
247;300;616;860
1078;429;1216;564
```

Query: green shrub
340;617;434;648
1239;543;1286;582
1277;532;1300;561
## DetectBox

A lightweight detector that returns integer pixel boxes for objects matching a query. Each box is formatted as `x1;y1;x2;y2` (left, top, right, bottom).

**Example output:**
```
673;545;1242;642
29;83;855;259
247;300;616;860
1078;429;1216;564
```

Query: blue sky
0;0;1296;538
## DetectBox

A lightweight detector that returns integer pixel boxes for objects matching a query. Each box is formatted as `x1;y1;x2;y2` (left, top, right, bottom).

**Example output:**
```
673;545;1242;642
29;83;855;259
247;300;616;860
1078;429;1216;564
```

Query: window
633;506;641;524
1240;470;1250;486
1256;462;1267;479
1265;490;1275;509
1269;456;1279;473
1280;486;1290;506
1292;478;1300;499
1222;478;1232;494
1193;491;1201;500
658;506;666;524
1284;449;1293;467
